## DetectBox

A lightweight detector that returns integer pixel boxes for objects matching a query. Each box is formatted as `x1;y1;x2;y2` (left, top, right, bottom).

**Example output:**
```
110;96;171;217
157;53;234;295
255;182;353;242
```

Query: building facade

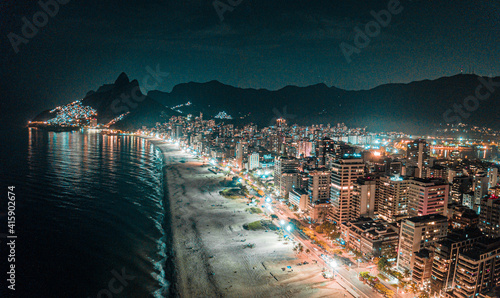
351;176;377;219
451;238;500;298
377;175;410;222
289;188;309;211
341;217;399;258
330;157;365;224
397;214;448;272
430;229;483;296
412;248;434;287
407;139;429;178
479;195;500;238
274;156;299;198
408;178;449;218
307;169;331;205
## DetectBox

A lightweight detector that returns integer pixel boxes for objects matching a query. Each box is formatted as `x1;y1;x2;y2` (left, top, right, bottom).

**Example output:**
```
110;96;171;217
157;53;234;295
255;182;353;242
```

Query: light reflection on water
22;129;170;297
431;148;493;160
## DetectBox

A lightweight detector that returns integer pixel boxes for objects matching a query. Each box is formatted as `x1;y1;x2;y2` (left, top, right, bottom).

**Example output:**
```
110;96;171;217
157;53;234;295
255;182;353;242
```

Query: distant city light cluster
214;111;233;119
170;101;192;114
437;123;500;138
47;100;97;126
171;101;191;109
106;112;130;127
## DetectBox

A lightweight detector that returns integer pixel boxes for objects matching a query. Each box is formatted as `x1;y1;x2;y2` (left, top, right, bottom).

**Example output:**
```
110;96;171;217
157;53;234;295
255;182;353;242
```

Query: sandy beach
148;138;349;298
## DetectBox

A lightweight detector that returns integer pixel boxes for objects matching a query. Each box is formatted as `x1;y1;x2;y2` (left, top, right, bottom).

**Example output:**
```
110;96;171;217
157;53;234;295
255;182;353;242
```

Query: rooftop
461;237;500;260
453;206;479;219
415;248;433;259
291;188;308;195
410;177;448;185
482;194;500;202
347;217;398;236
436;228;483;248
406;214;448;224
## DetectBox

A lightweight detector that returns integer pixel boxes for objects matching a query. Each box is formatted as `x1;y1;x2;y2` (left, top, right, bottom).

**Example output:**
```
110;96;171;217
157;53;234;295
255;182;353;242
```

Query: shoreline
145;136;348;297
159;144;179;298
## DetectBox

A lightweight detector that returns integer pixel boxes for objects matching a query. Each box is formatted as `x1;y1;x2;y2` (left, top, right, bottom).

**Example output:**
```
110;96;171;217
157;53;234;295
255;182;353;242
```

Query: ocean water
0;127;173;297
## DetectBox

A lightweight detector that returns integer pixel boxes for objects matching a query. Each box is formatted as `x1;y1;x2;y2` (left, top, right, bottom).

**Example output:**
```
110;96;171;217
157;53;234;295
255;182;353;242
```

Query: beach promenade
149;138;349;298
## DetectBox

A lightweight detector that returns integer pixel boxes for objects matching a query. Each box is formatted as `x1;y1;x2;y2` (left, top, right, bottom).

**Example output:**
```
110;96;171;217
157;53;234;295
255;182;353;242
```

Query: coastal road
229;171;382;298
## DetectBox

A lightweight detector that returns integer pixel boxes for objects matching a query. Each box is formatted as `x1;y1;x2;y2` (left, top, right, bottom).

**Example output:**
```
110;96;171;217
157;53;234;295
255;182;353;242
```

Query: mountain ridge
33;73;500;133
148;73;500;133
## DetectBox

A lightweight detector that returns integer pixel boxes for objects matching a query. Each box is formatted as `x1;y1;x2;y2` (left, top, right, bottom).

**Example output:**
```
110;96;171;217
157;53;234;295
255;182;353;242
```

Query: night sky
1;0;499;124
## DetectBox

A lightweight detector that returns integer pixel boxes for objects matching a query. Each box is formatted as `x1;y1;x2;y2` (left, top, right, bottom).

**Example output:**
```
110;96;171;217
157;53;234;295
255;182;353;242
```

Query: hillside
33;73;178;130
148;74;500;133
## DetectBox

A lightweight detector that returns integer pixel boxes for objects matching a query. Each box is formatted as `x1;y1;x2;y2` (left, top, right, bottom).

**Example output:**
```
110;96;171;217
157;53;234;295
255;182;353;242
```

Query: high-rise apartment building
397;214;448;272
330;156;365;224
451;238;500;298
412;249;434;287
274;156;299;198
389;160;403;176
451;176;472;204
298;138;313;158
308;169;331;223
341;217;399;258
315;137;335;167
490;185;500;196
289;188;308;211
474;171;489;204
307;169;331;204
407;139;429;178
236;141;243;169
479;195;500;238
424;165;447;179
408;178;449;217
488;167;498;189
430;229;483;296
248;152;260;170
351;176;377;219
280;172;299;200
334;143;355;160
377;175;410;222
450;206;479;230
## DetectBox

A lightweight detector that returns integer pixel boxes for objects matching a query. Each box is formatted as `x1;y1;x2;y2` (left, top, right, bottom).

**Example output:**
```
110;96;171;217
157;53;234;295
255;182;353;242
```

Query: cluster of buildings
41;100;98;126
151;116;500;298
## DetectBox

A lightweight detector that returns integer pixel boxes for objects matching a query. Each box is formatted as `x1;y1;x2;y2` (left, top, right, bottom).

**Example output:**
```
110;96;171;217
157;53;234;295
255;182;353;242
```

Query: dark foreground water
0;127;172;297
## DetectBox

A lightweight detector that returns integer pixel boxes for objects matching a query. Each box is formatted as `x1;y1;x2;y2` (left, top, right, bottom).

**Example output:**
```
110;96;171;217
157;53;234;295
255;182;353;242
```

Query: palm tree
404;269;410;279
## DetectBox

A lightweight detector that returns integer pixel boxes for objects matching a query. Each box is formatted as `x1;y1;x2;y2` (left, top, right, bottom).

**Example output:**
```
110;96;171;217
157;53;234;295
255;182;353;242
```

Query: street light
280;220;285;226
286;225;292;232
330;260;337;279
